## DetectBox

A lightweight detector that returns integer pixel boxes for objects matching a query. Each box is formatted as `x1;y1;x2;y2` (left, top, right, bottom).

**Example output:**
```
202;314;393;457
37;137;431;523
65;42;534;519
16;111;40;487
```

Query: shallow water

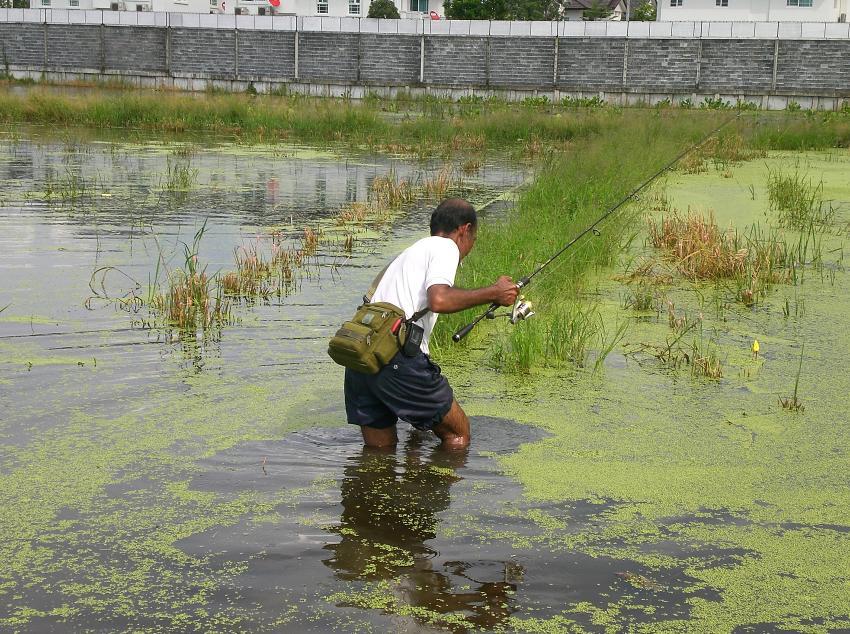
2;131;850;632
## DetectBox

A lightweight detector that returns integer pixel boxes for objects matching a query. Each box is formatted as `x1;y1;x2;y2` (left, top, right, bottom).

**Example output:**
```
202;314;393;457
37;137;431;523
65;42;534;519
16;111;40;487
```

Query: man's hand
492;275;519;307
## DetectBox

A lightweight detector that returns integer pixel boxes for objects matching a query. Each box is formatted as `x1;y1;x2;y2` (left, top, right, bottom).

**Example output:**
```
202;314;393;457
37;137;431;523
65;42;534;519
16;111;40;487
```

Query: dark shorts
344;351;454;431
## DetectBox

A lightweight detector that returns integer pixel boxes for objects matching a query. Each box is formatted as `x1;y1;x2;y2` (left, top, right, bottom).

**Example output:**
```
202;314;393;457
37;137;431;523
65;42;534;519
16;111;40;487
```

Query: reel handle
452;302;498;342
452;321;477;342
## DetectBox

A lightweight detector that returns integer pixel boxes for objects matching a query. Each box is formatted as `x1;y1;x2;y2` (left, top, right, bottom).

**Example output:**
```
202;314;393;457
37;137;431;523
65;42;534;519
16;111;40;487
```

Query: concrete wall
1;12;849;109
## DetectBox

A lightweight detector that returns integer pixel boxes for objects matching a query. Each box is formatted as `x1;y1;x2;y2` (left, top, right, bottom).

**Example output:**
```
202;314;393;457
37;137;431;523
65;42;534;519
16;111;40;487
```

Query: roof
564;0;626;10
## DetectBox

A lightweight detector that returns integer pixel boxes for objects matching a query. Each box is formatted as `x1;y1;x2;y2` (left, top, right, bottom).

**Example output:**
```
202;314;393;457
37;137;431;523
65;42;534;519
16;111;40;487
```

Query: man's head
430;198;477;260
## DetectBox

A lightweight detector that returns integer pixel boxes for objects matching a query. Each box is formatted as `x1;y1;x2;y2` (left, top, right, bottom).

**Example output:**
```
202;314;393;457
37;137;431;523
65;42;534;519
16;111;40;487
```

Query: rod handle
452;321;477;342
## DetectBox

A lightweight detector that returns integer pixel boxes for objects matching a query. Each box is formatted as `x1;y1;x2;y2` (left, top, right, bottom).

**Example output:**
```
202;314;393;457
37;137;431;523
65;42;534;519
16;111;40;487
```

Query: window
409;0;428;11
349;0;360;13
670;0;682;6
69;0;79;5
715;0;728;6
787;0;813;6
40;0;50;5
317;0;328;12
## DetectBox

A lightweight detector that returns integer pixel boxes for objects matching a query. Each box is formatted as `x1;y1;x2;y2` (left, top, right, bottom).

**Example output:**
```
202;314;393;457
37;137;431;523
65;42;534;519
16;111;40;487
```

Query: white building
227;0;445;17
32;0;212;11
657;0;847;21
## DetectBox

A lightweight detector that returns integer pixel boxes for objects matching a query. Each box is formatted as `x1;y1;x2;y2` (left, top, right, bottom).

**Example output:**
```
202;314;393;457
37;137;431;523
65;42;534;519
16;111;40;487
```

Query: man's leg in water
360;423;398;448
432;399;470;449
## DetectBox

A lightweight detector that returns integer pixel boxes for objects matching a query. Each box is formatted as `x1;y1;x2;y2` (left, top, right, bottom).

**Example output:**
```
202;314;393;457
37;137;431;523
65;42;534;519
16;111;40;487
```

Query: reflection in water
324;434;524;631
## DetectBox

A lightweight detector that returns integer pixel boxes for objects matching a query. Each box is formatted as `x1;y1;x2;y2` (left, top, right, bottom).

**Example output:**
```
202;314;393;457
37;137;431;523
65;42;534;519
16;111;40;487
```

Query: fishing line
453;113;741;342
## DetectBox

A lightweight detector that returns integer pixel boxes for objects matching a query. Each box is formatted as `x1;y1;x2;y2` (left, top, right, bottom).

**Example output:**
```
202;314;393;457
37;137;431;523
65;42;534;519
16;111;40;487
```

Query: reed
766;168;835;230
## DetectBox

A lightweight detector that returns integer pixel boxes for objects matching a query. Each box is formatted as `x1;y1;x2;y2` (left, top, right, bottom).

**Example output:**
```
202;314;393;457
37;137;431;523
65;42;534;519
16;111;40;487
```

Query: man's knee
433;400;470;448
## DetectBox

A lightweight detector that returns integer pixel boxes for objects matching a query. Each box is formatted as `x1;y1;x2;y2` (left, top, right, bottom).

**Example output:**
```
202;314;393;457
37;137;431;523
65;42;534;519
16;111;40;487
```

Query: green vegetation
367;0;400;17
766;167;835;229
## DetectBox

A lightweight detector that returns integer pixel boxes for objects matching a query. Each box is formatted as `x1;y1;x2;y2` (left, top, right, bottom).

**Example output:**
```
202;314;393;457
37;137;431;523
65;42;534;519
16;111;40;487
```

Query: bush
367;0;400;18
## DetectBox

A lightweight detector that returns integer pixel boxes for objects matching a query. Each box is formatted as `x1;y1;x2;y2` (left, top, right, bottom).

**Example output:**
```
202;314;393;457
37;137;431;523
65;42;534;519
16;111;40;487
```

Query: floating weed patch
421;165;459;200
370;169;414;209
648;210;800;305
766;168;836;230
148;224;232;336
161;154;199;192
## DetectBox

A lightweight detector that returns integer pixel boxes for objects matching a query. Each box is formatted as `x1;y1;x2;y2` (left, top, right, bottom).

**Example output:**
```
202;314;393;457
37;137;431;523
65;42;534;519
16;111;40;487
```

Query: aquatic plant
648;211;798;305
370;170;414;209
690;328;723;379
149;224;231;335
766;168;835;230
779;344;806;412
162;155;199;192
421;165;459;200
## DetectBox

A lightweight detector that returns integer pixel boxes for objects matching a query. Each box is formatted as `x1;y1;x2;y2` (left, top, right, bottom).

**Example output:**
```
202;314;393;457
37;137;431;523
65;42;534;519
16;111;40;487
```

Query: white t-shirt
371;236;460;355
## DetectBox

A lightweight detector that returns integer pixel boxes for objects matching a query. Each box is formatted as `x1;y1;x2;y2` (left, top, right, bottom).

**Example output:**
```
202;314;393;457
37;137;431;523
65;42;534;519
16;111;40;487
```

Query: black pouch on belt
401;320;424;357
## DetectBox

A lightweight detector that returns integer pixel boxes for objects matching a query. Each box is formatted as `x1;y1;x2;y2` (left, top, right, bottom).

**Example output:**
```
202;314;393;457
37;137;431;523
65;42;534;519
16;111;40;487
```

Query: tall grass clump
486;303;627;373
648;210;795;304
149;224;231;336
431;110;725;365
766;168;835;229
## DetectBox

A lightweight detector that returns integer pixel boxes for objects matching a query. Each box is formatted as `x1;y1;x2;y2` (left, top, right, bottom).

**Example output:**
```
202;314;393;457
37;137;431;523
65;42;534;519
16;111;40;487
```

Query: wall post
694;37;702;90
234;27;239;80
419;32;424;84
552;34;559;89
622;38;629;87
294;29;300;80
165;20;172;77
771;38;779;92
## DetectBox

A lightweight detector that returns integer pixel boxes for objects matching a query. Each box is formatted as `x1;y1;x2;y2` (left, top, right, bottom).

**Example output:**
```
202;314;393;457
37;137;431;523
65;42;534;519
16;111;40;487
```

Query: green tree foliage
367;0;401;18
631;0;656;20
444;0;563;20
582;0;613;20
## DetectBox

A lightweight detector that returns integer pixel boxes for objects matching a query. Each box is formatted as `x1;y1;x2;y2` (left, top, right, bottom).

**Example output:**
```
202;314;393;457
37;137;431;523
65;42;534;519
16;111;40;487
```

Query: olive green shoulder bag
327;261;429;375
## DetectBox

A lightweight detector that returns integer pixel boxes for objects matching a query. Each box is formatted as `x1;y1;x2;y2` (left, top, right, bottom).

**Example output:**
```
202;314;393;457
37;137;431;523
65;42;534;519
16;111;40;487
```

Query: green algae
429;149;850;633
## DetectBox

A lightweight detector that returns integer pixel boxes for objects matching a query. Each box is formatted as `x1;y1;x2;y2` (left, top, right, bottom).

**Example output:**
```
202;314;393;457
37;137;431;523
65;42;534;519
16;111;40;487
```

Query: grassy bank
431;110;850;370
0;88;604;152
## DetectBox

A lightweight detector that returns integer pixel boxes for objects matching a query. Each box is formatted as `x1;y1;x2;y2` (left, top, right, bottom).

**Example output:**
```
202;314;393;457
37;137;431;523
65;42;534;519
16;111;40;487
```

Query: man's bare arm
427;276;519;314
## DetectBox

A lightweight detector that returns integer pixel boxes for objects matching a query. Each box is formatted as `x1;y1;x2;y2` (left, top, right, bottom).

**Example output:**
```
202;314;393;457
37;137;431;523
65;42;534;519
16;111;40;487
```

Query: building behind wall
657;0;847;21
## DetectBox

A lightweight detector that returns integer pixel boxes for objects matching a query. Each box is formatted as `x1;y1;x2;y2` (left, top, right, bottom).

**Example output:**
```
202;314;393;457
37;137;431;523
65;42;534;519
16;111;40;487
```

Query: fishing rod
452;114;740;343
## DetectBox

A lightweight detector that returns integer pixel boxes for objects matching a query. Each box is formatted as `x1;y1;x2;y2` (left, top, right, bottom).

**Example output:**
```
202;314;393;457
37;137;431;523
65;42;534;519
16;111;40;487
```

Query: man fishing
343;198;518;450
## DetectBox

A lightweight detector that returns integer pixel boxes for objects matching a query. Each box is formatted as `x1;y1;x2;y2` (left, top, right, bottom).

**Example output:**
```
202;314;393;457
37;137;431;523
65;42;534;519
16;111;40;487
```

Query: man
344;198;519;450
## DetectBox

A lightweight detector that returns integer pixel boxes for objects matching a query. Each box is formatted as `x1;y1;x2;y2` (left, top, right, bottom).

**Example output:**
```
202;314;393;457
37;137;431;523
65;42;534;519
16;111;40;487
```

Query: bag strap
363;258;431;324
363;260;393;304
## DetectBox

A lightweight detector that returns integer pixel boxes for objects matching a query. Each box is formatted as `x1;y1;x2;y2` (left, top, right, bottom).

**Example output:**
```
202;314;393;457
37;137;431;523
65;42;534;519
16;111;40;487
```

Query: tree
367;0;401;18
630;0;656;20
582;0;613;20
444;0;564;19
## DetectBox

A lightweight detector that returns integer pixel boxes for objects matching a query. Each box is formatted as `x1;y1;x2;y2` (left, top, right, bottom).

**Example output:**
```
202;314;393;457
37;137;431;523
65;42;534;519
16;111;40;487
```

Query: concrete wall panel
557;38;625;91
171;27;235;78
699;39;774;92
0;22;45;67
360;34;419;86
625;39;699;91
103;26;167;73
299;31;359;84
237;29;296;79
489;37;555;89
46;24;101;70
424;35;487;87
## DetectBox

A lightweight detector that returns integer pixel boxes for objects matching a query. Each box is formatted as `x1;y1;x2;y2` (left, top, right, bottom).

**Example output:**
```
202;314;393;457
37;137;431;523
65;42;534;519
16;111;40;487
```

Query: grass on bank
430;110;728;370
0;89;605;154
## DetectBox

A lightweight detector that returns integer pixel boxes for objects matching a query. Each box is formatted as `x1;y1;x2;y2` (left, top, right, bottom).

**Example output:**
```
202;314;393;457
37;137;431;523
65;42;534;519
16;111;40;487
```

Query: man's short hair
430;198;477;236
